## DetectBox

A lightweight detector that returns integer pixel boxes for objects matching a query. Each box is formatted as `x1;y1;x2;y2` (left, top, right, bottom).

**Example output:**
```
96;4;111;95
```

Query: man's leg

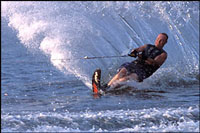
118;73;142;82
107;67;127;86
108;68;142;87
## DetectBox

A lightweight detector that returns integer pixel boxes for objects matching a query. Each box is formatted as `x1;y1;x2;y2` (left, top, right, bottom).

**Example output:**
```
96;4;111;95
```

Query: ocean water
1;1;199;132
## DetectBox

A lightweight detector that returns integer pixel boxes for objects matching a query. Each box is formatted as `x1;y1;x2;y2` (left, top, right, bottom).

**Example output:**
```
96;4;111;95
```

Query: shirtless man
92;33;168;94
107;33;168;87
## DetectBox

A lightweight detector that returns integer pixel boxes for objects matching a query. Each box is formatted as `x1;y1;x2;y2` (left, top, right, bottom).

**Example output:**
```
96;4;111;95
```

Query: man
92;33;168;94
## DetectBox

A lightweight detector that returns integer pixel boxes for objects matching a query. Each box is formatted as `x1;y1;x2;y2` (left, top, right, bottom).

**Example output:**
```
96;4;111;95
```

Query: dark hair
161;33;168;40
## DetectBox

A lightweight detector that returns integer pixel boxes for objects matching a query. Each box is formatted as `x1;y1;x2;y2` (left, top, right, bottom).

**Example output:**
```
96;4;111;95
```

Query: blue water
1;1;199;132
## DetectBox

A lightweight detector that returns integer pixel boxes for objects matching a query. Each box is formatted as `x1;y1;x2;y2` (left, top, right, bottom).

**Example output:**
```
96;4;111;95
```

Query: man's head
155;33;168;49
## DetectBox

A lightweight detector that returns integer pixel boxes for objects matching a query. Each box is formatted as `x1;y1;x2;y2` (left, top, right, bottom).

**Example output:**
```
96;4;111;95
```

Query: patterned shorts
117;60;150;81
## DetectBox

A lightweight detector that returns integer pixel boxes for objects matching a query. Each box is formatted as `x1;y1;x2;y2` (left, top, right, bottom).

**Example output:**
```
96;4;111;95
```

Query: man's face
155;34;167;49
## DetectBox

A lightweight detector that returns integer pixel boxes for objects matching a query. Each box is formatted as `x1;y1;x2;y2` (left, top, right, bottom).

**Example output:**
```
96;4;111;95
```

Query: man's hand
129;45;148;58
128;49;138;57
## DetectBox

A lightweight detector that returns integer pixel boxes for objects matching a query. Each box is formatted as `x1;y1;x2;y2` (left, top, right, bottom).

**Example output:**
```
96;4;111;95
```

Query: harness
142;44;164;60
120;44;166;81
134;44;165;80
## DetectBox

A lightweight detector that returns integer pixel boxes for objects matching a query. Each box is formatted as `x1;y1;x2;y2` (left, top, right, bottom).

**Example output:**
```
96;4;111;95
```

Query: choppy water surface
1;1;199;132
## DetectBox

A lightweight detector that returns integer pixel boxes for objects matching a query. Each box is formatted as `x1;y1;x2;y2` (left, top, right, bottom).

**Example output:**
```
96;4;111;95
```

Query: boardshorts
117;60;157;82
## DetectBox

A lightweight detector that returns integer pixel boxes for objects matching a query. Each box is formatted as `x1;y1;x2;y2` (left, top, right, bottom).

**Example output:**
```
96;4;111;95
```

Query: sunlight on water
1;105;199;132
2;2;199;89
1;2;199;132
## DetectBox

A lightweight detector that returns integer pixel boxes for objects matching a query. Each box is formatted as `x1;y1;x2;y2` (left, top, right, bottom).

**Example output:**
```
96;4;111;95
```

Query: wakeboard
92;68;101;94
92;68;105;98
92;68;129;97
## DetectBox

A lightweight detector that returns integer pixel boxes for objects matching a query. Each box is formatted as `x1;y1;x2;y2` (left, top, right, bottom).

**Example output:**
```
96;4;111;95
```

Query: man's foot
101;83;108;90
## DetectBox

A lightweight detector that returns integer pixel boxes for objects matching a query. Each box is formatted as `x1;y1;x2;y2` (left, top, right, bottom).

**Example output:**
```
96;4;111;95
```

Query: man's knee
129;73;143;82
118;67;128;78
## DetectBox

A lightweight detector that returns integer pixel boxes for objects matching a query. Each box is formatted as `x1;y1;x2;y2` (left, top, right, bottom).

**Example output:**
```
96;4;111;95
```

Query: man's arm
145;52;167;66
132;44;148;52
129;44;147;57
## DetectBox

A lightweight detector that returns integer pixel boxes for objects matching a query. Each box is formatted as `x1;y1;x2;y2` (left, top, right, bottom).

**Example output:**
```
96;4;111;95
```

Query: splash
2;1;199;88
1;105;199;132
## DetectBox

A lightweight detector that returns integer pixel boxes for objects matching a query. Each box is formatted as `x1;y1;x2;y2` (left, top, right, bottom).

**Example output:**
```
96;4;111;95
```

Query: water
1;1;199;132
